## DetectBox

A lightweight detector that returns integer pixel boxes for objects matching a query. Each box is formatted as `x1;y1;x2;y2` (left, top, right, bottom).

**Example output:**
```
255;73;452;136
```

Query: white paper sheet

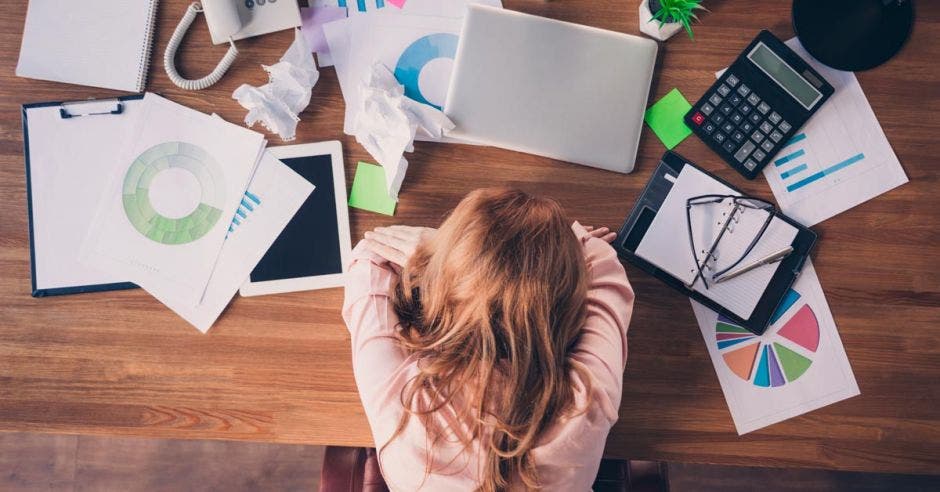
81;93;266;306
331;14;462;134
691;260;859;434
24;99;143;292
636;165;797;319
717;39;908;226
324;4;496;145
151;151;314;332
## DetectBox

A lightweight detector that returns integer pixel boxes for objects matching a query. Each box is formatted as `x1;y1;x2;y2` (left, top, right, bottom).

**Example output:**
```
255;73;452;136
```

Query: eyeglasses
685;194;776;289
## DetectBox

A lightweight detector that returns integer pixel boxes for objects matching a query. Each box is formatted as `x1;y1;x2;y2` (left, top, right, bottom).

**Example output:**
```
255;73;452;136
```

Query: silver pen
713;246;794;283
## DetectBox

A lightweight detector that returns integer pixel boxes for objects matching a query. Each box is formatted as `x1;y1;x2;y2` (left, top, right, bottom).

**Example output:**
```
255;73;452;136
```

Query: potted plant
639;0;705;41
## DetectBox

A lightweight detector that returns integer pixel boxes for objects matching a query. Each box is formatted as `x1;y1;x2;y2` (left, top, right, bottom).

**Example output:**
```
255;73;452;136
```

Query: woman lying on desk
341;188;634;491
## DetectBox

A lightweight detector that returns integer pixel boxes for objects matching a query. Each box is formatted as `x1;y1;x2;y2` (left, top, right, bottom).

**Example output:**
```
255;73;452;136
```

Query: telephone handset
164;0;303;90
164;1;241;90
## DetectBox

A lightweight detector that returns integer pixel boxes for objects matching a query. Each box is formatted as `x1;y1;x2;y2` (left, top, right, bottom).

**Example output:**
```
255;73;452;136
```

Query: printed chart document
764;40;907;225
81;93;266;307
151;152;313;332
691;260;859;434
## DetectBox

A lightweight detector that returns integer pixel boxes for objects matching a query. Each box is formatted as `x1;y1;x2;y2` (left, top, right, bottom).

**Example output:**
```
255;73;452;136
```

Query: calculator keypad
687;70;799;175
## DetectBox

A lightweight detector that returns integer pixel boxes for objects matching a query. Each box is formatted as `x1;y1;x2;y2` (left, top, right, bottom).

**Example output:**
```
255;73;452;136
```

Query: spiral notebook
16;0;159;92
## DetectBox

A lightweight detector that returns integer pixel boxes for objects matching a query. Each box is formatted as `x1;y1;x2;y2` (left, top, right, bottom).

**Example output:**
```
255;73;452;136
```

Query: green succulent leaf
650;0;705;39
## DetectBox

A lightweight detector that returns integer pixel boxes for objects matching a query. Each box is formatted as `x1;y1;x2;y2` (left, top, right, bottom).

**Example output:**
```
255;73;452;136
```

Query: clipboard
22;95;143;297
615;151;817;334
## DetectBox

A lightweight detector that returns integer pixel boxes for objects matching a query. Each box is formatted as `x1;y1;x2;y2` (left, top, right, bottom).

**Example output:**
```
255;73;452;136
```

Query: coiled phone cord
164;2;239;90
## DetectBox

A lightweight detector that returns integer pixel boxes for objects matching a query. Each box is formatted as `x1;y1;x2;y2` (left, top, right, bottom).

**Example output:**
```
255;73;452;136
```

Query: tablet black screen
249;154;343;282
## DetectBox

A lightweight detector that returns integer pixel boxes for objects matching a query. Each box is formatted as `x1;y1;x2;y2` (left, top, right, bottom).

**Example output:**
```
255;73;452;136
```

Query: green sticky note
348;162;397;216
644;88;693;150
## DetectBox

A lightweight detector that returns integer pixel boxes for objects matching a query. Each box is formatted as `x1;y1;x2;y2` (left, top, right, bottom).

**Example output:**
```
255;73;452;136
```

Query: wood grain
0;432;323;491
1;0;938;475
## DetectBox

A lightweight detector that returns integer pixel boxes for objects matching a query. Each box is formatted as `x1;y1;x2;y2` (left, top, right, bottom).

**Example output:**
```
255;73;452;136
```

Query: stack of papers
80;93;314;333
318;0;502;198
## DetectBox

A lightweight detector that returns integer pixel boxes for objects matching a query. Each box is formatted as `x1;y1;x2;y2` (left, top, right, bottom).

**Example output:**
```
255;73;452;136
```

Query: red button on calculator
691;112;705;125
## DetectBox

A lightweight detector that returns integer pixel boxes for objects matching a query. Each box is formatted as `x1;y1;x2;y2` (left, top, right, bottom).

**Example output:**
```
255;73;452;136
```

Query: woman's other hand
363;225;437;267
580;225;617;243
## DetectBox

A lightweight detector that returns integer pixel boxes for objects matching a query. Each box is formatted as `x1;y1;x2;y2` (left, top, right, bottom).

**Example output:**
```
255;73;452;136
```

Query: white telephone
164;0;302;90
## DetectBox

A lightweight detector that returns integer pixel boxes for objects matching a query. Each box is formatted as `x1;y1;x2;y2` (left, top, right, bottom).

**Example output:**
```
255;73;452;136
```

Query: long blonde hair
389;188;592;491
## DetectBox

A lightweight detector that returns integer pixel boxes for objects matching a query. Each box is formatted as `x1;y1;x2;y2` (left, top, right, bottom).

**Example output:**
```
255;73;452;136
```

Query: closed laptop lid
444;5;657;173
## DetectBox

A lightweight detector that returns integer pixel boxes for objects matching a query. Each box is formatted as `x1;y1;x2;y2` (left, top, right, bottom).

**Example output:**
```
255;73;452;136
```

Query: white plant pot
639;0;684;41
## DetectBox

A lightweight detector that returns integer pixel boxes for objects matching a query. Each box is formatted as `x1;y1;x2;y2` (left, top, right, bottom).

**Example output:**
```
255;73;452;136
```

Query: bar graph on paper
770;133;866;193
227;190;262;237
755;38;908;226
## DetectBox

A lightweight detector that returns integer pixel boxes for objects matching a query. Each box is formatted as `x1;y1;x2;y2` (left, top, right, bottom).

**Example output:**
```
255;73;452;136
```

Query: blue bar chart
771;132;867;193
227;190;262;236
785;153;865;192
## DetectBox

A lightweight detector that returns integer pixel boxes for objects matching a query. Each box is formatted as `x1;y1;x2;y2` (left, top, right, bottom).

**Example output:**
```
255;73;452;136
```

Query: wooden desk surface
2;0;938;476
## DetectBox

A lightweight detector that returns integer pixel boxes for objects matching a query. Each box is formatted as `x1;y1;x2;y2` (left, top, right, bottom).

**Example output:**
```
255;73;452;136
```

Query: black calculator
684;30;835;179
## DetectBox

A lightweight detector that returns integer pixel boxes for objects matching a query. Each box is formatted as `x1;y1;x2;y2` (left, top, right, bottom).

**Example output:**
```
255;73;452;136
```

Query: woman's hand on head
580;225;617;243
362;225;437;267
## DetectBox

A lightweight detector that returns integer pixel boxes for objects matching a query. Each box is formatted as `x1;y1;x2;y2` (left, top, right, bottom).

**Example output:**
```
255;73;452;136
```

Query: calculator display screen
747;43;822;110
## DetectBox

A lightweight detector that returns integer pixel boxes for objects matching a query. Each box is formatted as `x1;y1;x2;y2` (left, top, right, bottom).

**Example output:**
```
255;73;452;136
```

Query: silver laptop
444;5;658;173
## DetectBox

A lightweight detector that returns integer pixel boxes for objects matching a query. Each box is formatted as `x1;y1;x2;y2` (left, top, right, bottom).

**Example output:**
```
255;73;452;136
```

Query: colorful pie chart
715;289;819;388
122;142;226;245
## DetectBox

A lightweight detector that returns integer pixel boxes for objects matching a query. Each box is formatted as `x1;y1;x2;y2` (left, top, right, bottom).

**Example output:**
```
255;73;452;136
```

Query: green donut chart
122;142;226;245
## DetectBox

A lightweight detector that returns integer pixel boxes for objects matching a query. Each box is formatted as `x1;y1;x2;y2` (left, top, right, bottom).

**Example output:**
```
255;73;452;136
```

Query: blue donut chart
393;33;459;110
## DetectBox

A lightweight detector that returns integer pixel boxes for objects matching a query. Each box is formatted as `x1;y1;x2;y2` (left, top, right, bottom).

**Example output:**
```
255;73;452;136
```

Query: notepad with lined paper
635;165;798;319
16;0;158;92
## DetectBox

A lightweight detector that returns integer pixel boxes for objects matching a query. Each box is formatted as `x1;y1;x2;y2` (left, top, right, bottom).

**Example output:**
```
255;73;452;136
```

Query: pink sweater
342;223;634;491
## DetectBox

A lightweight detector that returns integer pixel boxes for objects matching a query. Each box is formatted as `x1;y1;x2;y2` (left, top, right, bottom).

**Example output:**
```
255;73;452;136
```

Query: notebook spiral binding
136;0;160;92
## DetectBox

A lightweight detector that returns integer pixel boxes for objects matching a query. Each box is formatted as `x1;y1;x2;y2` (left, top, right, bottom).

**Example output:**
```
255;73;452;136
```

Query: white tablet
239;141;352;296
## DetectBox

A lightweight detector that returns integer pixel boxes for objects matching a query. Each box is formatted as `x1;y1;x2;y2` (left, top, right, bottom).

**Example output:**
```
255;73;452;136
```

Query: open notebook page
635;165;798;318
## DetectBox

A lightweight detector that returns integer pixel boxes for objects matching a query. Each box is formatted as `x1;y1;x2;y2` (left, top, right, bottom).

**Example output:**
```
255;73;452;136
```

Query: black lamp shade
792;0;914;71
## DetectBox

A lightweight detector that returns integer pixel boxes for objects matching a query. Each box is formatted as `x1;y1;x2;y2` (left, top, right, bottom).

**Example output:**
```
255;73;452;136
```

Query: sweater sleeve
341;241;411;415
569;222;635;422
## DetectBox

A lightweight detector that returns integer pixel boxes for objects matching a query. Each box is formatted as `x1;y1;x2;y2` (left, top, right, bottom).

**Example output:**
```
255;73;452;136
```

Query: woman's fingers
362;239;409;266
580;225;616;243
365;229;412;252
377;225;419;240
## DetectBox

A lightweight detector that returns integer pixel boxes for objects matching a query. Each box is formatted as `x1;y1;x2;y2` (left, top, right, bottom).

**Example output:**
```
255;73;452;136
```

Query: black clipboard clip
59;99;124;119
